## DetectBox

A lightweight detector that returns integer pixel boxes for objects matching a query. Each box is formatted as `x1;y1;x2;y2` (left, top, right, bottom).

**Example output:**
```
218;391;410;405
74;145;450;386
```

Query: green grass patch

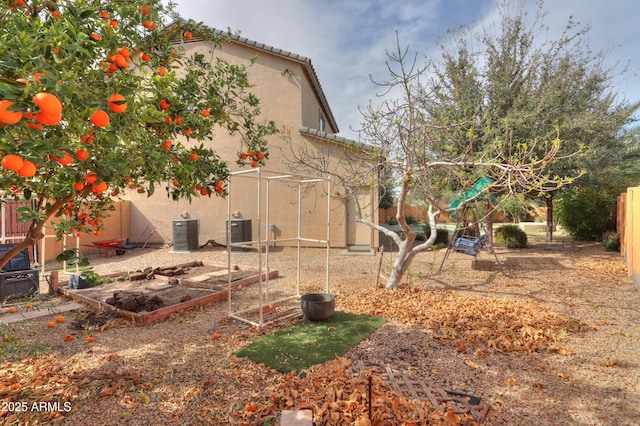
233;311;386;374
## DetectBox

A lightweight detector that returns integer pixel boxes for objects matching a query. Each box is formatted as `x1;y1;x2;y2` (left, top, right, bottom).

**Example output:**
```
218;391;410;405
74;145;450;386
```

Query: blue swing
452;234;487;257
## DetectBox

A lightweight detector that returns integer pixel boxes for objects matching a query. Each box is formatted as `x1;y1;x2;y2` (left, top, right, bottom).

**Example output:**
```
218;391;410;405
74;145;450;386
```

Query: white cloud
171;0;640;140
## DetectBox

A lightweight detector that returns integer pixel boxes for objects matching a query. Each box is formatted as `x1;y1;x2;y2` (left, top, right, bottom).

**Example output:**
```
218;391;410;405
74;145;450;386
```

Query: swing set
438;178;503;273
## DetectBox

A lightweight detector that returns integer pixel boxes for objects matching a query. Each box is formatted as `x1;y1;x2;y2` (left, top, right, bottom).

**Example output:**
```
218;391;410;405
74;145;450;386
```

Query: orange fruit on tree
92;181;108;192
113;53;128;68
109;19;118;29
107;93;127;113
173;116;182;126
90;33;101;41
27;121;43;130
141;52;150;61
157;66;167;76
17;160;36;177
75;149;89;161
137;187;144;193
35;111;62;126
239;152;248;160
256;152;264;160
142;21;156;30
184;31;193;40
201;109;210;117
200;188;209;196
2;154;24;171
0;100;23;124
100;10;109;19
52;152;73;166
85;171;98;184
189;152;198;161
32;92;62;116
118;46;130;60
183;127;192;137
93;230;101;236
80;132;95;144
251;160;258;168
90;109;109;127
159;99;170;110
140;4;151;15
161;140;172;150
73;182;85;191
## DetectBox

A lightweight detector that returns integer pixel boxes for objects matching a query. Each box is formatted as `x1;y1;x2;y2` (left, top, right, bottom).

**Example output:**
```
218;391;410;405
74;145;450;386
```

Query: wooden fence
1;198;35;262
619;187;640;292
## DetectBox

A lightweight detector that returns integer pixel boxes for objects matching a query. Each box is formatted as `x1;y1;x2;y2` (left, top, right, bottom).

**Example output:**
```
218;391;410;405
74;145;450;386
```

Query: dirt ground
1;240;639;425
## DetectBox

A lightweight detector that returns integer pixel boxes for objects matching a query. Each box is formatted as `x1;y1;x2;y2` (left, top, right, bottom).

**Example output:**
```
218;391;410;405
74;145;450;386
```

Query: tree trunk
384;206;438;290
546;196;554;242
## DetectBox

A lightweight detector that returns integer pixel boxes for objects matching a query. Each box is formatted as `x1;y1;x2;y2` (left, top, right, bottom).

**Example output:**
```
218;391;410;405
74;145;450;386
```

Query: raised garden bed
59;261;278;324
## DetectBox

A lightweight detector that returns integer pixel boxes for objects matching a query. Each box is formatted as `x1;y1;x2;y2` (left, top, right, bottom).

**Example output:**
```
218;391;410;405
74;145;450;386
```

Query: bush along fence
618;186;640;292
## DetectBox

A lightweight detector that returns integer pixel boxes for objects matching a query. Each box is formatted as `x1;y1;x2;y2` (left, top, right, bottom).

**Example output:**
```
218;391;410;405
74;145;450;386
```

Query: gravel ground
2;240;638;425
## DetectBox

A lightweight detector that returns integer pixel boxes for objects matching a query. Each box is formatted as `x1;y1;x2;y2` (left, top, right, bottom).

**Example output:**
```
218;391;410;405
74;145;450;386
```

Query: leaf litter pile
1;243;638;425
337;286;575;356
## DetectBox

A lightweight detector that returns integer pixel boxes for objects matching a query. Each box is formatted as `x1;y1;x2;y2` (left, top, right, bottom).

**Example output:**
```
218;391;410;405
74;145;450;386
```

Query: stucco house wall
120;29;376;250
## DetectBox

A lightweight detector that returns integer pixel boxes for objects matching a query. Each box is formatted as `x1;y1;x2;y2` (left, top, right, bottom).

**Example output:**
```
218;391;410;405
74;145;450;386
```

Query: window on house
319;113;325;132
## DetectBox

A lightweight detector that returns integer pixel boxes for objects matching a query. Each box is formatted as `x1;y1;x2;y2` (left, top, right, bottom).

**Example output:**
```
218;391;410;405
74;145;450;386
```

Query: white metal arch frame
226;167;330;327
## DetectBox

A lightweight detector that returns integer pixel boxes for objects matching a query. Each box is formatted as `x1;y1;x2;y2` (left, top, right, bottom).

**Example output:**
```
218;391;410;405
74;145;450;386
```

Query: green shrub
494;225;528;248
557;188;617;241
602;231;620;252
422;225;450;248
405;215;419;225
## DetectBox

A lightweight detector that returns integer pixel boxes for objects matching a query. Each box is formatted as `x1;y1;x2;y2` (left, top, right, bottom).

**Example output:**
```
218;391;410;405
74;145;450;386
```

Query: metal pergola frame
226;167;331;327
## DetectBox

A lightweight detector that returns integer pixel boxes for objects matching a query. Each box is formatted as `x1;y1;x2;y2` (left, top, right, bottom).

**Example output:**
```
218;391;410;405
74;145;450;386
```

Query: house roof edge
210;29;339;133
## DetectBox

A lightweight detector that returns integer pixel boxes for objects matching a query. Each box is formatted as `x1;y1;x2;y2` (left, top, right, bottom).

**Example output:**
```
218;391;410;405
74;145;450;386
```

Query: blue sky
172;0;639;141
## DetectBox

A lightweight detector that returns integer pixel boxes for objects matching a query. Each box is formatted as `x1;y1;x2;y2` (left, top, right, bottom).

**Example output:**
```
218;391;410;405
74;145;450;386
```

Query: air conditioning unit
172;219;199;252
226;219;251;252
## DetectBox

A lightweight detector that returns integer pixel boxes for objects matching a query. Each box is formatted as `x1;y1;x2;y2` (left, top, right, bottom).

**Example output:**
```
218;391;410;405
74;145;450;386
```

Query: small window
319;114;325;132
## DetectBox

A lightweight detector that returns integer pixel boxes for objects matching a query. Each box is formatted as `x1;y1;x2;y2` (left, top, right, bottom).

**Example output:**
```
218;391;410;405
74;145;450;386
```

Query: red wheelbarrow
85;239;129;258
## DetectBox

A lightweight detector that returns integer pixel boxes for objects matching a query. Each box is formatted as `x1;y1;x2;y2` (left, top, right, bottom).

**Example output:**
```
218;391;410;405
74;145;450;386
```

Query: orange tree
0;0;276;268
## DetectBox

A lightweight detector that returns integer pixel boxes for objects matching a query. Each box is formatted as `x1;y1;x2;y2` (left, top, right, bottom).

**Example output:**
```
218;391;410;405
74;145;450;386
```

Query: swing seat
453;234;487;257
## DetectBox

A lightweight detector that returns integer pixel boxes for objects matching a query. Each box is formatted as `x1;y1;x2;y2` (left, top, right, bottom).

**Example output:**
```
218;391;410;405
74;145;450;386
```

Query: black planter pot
68;274;91;289
300;293;335;321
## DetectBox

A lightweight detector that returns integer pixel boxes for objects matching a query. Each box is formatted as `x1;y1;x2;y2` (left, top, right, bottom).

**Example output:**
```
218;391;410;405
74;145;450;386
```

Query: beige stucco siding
121;38;357;248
